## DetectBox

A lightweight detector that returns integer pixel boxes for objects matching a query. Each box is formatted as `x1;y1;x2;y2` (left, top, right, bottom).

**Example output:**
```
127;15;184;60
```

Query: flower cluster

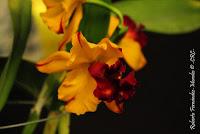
37;0;147;115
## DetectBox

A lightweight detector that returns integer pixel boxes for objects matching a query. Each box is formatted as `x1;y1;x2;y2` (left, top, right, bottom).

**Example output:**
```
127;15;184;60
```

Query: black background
0;28;199;134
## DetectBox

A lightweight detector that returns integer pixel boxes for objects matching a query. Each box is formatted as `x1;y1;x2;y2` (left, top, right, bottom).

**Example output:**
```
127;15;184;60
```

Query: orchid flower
41;0;85;50
37;32;136;115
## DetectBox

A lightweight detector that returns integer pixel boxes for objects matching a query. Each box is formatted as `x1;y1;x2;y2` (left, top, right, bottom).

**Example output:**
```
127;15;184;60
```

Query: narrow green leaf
114;0;200;34
79;0;111;43
0;0;31;111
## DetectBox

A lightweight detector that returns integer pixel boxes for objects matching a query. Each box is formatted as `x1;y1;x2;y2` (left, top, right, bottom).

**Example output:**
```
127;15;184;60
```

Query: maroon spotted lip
88;59;138;111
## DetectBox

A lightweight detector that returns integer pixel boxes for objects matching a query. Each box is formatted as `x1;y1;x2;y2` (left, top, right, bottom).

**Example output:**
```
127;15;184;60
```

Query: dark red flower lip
88;59;138;110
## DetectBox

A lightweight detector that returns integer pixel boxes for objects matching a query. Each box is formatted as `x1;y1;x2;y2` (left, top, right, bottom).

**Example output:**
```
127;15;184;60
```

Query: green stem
86;0;124;27
22;74;60;134
0;113;65;130
58;111;70;134
43;111;60;134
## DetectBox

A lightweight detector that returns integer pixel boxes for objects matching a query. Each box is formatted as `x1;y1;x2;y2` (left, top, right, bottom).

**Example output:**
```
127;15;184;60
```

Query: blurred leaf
79;0;111;43
0;58;46;97
114;0;200;34
0;0;31;111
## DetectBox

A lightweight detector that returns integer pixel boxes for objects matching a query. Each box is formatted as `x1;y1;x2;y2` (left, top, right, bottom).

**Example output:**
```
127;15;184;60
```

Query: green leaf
0;0;31;111
114;0;200;34
79;0;111;43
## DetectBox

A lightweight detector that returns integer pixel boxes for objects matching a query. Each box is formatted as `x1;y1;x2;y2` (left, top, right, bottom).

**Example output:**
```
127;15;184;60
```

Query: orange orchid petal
58;65;100;115
41;0;84;34
118;37;147;71
41;5;65;33
97;38;123;66
105;101;123;114
108;16;119;37
70;32;123;66
36;51;72;73
58;5;83;50
43;0;63;8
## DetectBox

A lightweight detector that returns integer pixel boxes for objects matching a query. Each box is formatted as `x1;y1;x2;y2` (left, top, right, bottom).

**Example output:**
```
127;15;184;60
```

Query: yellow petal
58;65;100;115
60;0;83;30
41;4;65;33
70;32;123;66
59;5;83;50
105;101;123;114
118;37;147;71
62;0;80;11
36;51;71;73
108;16;119;37
43;0;63;8
97;38;123;66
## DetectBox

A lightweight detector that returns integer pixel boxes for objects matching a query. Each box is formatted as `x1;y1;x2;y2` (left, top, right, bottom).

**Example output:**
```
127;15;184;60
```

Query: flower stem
0;113;65;130
86;0;124;27
22;74;61;134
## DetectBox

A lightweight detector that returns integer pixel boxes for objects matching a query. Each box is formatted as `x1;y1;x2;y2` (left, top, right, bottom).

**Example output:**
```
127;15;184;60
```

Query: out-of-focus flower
37;32;126;115
109;15;147;71
32;0;62;56
41;0;85;50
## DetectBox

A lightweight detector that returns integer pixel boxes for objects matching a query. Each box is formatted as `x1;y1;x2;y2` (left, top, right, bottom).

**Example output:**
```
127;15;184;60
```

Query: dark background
0;29;199;134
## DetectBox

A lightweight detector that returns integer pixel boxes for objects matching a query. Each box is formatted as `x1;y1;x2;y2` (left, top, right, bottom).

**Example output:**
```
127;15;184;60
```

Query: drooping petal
105;101;123;114
58;65;100;115
36;51;72;73
41;5;65;33
118;37;147;71
58;5;83;50
123;16;148;48
70;32;123;66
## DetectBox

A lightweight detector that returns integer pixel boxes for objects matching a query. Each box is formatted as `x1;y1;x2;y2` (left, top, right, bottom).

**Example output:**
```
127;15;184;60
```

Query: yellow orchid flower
37;32;125;115
109;15;147;71
41;0;85;50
